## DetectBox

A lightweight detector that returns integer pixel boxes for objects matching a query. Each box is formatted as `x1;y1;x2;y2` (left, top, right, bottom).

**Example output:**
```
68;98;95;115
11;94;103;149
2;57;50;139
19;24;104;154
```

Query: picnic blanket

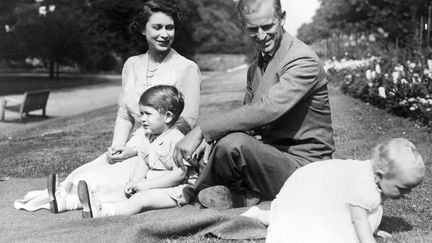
1;178;268;242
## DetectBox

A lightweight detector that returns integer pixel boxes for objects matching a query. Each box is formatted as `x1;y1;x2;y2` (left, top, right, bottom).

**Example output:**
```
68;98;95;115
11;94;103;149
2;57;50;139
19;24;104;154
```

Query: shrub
326;56;432;126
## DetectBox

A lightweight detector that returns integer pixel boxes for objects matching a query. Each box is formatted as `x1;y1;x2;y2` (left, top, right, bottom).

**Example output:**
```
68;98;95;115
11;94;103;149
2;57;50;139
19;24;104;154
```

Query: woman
14;0;201;213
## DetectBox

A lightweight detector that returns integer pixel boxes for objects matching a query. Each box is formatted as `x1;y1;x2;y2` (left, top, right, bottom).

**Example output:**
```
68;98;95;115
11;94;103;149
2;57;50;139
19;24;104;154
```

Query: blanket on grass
1;178;268;242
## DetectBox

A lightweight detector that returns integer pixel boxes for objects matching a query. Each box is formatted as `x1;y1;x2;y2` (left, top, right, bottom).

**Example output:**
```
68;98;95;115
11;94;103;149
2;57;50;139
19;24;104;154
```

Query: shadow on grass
379;216;413;233
0;114;55;124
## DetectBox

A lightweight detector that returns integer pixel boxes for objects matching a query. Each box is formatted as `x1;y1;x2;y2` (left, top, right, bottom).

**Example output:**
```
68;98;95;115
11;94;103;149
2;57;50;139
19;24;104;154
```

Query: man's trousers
195;132;312;200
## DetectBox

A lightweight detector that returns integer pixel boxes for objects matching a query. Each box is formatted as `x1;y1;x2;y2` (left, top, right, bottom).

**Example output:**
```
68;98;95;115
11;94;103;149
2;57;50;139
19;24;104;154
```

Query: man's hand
173;126;204;168
106;146;137;164
193;139;214;165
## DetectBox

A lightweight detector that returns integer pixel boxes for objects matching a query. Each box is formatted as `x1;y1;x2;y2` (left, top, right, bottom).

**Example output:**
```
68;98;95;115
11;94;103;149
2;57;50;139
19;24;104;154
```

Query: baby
242;138;426;243
77;85;196;218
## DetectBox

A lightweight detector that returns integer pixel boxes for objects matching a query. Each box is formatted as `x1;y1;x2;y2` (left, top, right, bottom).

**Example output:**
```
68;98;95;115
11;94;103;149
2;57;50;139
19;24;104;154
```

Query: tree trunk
49;60;54;78
55;61;60;79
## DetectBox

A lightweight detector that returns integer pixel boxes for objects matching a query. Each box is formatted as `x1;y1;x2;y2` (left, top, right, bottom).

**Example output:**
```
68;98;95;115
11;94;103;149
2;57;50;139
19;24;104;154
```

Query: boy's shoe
77;180;104;218
197;185;261;210
47;173;58;213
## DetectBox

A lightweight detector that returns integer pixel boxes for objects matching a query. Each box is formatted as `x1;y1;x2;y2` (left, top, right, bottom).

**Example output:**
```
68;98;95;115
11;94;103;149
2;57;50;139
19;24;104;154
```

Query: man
174;0;335;209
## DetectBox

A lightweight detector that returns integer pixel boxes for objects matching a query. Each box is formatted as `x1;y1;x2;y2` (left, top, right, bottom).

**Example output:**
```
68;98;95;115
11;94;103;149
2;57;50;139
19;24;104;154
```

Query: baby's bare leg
241;206;270;226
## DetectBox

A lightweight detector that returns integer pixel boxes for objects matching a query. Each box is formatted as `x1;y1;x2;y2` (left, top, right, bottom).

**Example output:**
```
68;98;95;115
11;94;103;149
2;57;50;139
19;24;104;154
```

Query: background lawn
0;69;431;242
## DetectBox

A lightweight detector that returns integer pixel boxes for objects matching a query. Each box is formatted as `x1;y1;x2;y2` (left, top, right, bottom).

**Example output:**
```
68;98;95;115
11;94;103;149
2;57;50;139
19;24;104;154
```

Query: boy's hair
371;138;425;176
139;85;184;125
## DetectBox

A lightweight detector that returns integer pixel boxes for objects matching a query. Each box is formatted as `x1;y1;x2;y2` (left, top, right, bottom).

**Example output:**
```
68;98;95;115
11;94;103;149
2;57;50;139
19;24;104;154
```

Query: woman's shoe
47;173;58;213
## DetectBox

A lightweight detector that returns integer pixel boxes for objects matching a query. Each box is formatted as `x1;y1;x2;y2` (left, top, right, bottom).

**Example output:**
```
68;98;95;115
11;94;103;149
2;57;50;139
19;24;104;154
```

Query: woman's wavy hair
130;0;183;37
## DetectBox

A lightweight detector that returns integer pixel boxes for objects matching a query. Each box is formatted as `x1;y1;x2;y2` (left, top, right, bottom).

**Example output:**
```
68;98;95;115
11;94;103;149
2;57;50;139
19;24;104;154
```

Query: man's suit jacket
199;32;335;162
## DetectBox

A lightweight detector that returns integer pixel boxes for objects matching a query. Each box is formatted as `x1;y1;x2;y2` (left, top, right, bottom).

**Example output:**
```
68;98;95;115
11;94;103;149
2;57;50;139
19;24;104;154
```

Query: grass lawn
0;68;431;242
0;74;119;96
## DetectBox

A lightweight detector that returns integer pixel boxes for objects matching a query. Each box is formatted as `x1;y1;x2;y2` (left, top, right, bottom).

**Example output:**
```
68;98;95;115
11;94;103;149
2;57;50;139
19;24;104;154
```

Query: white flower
395;65;404;72
368;82;373;87
375;64;381;74
409;62;416;69
392;72;400;83
419;98;427;105
365;69;372;80
400;78;408;84
408;98;415;102
378;87;386;98
38;6;47;16
427;59;432;70
371;71;377;79
409;106;416;111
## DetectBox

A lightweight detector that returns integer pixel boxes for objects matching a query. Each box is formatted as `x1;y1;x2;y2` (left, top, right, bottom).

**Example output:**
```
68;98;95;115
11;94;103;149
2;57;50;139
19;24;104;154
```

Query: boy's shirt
139;128;197;184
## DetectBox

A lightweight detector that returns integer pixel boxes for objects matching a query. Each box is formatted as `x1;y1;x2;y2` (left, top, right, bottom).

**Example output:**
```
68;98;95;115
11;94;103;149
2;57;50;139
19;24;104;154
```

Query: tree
0;0;254;74
298;0;425;48
191;0;253;54
1;0;88;77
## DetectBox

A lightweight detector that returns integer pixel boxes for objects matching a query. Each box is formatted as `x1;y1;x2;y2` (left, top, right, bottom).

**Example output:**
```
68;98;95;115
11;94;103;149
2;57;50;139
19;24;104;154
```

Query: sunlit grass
0;83;430;242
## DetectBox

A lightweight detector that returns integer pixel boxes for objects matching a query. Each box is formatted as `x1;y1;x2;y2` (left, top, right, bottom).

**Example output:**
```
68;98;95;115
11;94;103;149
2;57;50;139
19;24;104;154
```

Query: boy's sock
101;203;116;217
65;194;82;211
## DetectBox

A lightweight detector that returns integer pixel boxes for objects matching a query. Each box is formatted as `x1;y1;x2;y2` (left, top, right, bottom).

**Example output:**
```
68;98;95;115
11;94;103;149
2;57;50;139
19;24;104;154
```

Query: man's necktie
262;54;271;72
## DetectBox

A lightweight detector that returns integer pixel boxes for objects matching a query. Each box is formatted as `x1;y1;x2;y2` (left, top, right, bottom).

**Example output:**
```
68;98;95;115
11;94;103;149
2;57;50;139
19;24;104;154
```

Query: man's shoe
198;185;261;210
77;180;104;218
47;173;58;213
232;188;261;208
198;185;233;210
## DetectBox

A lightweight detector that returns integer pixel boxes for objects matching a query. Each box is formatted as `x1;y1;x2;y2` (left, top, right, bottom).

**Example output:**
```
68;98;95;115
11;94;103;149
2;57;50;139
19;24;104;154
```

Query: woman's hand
106;146;137;164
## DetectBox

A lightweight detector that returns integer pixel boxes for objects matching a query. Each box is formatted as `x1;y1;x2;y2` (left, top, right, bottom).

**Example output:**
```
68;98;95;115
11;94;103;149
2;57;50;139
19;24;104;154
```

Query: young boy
242;138;426;243
77;85;196;218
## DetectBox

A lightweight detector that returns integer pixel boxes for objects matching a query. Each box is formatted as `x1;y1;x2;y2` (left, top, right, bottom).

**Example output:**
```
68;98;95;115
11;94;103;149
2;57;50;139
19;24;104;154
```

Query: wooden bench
0;90;50;122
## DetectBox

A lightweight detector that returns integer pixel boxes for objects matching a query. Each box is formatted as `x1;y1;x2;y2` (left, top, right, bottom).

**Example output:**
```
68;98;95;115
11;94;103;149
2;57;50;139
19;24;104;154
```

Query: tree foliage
297;0;426;48
0;0;252;74
191;0;253;54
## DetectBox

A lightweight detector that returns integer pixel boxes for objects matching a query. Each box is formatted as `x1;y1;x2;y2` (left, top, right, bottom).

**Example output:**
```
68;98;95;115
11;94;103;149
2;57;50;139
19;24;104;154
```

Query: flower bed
326;57;432;126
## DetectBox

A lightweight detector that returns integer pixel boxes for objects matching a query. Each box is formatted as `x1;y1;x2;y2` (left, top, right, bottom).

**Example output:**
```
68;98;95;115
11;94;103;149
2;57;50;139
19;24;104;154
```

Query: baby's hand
375;230;392;239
